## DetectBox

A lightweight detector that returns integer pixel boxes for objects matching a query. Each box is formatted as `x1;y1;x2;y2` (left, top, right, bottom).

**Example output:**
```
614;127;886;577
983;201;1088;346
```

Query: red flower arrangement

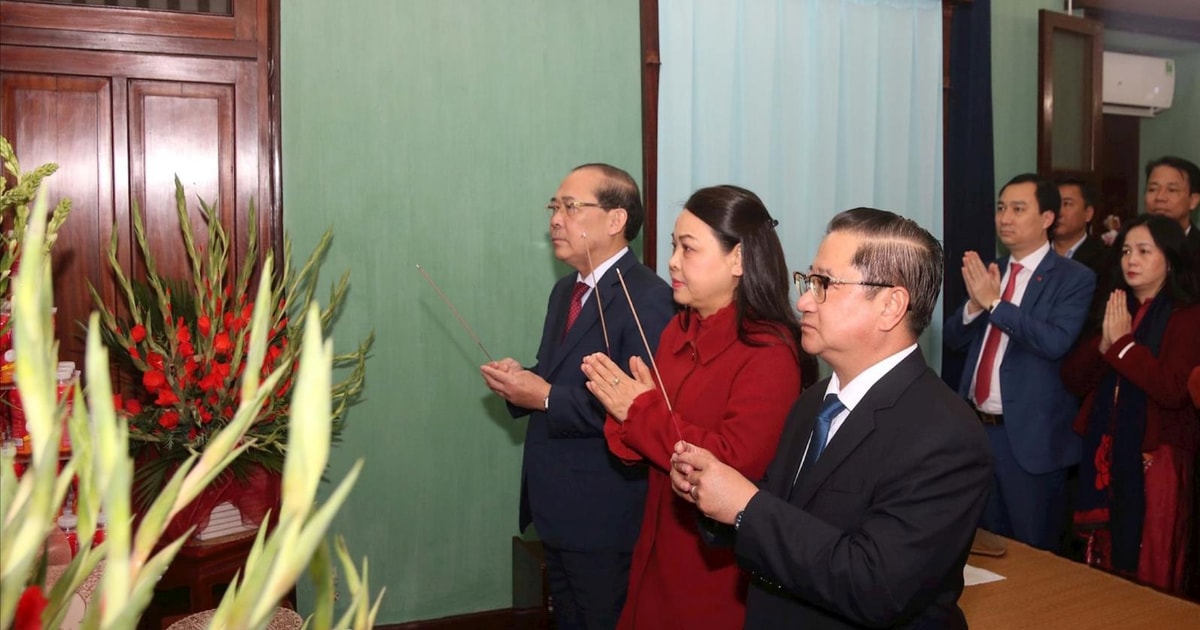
92;179;372;511
14;585;48;630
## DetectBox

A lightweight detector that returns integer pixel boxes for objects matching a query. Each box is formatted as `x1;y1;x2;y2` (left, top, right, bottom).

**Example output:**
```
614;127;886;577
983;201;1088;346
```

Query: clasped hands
479;352;658;419
480;358;551;410
1099;289;1132;354
668;441;758;524
581;353;655;422
961;251;1002;315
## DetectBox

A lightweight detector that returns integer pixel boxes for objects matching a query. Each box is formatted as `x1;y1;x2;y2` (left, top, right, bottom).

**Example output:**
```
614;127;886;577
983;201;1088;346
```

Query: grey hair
826;207;944;335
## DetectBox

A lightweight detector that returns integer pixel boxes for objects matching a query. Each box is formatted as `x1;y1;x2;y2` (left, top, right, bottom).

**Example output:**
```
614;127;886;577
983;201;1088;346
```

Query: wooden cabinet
0;0;279;367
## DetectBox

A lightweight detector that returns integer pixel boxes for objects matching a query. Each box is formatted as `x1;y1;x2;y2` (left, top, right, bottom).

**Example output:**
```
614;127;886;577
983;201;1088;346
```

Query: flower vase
156;464;281;545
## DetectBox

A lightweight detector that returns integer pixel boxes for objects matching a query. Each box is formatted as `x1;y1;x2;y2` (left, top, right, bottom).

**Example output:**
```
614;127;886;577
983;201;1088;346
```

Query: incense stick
615;269;679;441
581;233;611;356
415;264;494;362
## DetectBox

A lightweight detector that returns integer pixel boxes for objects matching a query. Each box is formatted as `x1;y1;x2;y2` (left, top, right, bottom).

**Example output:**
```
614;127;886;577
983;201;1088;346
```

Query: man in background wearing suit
1056;177;1112;336
1144;155;1200;267
670;208;992;629
1055;177;1109;279
481;163;674;630
945;173;1095;551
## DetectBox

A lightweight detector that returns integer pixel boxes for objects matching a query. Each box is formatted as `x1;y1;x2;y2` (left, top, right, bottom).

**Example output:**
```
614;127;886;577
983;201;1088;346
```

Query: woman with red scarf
581;185;812;628
1063;214;1200;594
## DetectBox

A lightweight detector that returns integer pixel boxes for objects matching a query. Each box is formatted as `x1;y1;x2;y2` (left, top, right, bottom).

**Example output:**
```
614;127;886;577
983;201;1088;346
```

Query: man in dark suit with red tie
481;163;673;630
945;173;1096;551
670;208;992;629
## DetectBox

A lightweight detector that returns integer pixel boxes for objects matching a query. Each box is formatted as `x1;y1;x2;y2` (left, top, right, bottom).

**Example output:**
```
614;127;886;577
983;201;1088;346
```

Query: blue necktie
790;393;847;493
808;394;846;465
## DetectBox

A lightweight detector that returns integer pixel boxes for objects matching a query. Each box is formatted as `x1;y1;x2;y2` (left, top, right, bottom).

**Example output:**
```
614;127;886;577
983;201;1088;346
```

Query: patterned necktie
562;281;589;340
973;263;1023;405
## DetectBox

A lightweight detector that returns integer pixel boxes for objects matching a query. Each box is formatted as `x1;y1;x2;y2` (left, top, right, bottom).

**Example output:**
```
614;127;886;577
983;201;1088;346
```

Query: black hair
1001;173;1061;238
681;185;808;371
827;207;944;335
1145;156;1200;196
1113;214;1198;306
573;163;644;242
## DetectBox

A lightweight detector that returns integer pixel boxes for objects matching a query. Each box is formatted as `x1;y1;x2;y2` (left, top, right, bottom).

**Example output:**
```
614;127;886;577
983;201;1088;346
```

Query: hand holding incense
614;268;681;439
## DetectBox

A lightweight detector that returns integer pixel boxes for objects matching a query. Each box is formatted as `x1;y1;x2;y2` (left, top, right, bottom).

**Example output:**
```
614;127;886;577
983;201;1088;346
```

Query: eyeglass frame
545;200;610;217
793;271;895;304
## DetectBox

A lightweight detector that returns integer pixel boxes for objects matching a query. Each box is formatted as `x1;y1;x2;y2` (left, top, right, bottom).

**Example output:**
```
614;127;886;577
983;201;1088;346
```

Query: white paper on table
963;563;1006;586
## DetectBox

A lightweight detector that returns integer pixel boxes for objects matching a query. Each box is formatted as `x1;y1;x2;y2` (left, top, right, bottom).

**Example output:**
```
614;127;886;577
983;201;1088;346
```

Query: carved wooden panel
1;73;115;366
128;79;235;282
0;0;275;370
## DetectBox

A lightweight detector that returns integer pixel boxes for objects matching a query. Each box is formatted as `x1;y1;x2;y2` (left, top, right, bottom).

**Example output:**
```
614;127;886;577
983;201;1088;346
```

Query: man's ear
878;287;910;332
608;207;628;237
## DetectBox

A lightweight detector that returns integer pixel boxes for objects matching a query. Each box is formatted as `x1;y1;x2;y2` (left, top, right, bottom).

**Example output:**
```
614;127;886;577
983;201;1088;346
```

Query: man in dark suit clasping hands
670;208;992;629
481;163;673;630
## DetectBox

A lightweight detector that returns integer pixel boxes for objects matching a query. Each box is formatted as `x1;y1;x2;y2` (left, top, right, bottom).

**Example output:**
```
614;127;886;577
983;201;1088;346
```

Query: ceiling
1074;0;1200;47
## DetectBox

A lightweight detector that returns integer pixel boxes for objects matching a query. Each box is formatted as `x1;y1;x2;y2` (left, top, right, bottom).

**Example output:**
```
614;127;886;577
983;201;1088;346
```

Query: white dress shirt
962;240;1051;413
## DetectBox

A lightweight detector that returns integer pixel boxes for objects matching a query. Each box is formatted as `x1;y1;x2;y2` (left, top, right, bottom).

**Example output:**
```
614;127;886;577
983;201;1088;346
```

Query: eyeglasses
793;271;895;304
545;200;607;217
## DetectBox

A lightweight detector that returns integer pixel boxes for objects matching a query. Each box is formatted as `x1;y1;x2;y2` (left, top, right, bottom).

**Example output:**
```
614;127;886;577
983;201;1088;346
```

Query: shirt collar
1063;233;1088;258
576;246;629;288
1011;239;1051;271
825;344;919;412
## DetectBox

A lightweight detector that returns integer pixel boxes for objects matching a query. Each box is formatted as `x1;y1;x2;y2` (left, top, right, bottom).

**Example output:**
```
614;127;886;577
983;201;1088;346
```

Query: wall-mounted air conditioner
1102;51;1175;118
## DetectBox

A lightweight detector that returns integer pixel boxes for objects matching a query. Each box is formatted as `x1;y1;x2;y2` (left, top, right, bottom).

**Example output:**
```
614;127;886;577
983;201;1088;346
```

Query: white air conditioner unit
1102;51;1175;118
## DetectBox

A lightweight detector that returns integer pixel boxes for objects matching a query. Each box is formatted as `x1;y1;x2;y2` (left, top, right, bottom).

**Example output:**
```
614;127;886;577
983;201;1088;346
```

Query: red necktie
973;263;1022;405
562;282;589;340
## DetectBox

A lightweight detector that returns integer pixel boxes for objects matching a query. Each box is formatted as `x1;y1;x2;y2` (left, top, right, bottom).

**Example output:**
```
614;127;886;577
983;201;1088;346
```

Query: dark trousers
542;544;631;630
981;425;1068;552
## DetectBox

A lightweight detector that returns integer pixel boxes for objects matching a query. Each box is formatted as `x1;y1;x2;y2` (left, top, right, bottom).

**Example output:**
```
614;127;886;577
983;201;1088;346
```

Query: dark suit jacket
1069;234;1115;335
1070;234;1111;281
511;249;674;552
735;350;992;629
944;250;1095;474
1187;224;1200;272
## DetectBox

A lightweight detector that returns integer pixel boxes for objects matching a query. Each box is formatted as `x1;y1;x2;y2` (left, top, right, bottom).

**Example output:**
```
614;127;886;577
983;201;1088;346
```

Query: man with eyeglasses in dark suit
481;163;673;630
669;208;992;629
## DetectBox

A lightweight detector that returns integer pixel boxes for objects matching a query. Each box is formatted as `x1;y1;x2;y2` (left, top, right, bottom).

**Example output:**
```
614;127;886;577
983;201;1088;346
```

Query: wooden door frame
1037;9;1104;180
639;0;659;270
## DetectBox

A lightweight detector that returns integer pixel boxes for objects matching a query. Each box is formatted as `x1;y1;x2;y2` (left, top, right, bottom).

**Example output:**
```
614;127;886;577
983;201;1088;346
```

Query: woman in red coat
1062;215;1200;594
582;185;810;628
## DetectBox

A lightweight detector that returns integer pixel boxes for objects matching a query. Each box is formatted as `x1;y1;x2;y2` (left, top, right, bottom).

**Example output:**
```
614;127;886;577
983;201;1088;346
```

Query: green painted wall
992;5;1200;223
280;1;643;623
1139;48;1200;225
990;0;1057;188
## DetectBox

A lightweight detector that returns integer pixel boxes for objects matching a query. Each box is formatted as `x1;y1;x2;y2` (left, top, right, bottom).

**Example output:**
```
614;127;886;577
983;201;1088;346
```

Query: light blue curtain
657;0;946;359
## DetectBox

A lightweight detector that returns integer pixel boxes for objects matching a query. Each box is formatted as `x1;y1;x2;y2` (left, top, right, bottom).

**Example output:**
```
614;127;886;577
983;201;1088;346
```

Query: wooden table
155;531;257;612
961;538;1200;629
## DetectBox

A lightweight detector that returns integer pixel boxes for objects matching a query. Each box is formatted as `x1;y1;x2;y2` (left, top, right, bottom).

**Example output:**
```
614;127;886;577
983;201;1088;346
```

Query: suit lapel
777;390;822;498
545;251;633;376
791;352;927;506
1019;252;1055;311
